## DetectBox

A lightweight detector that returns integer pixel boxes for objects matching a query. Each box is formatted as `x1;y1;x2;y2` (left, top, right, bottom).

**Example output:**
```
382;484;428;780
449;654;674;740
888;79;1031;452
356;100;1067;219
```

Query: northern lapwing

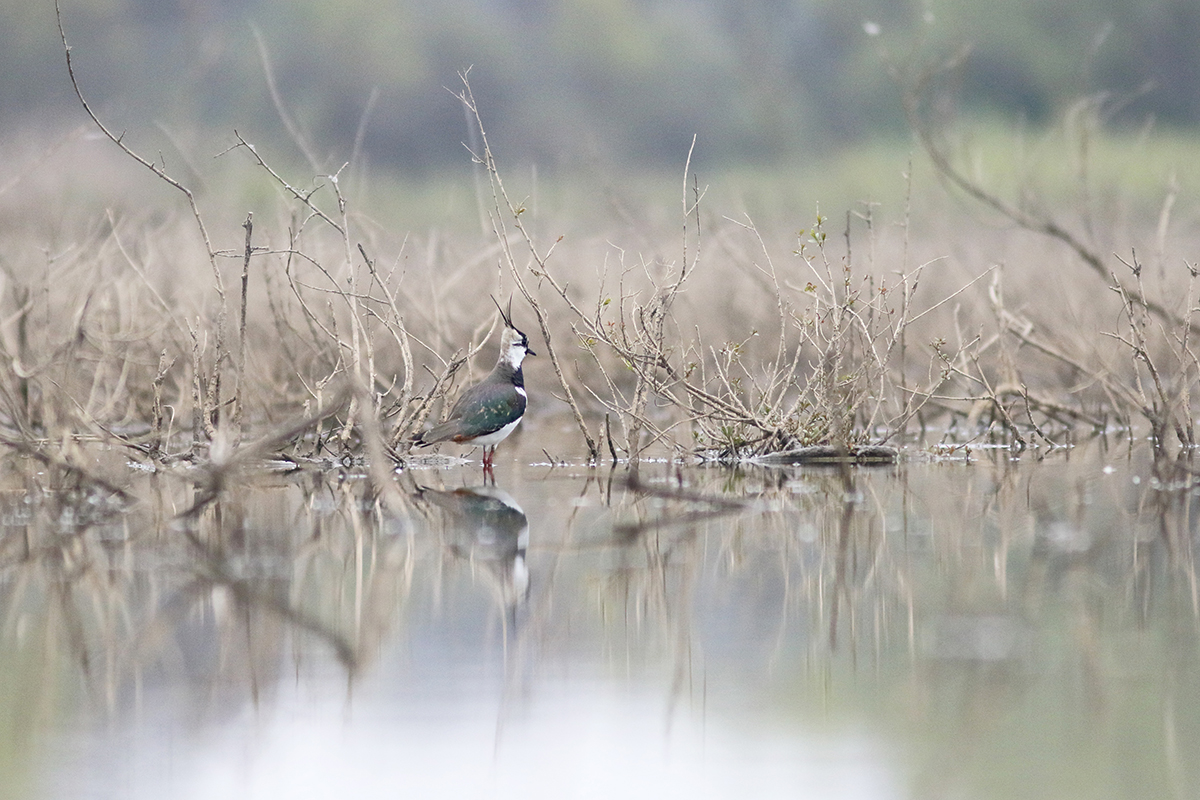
414;300;535;472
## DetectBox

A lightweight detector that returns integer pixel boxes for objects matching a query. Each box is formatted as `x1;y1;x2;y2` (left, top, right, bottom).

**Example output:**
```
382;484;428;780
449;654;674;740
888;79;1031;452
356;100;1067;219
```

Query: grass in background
4;44;1200;477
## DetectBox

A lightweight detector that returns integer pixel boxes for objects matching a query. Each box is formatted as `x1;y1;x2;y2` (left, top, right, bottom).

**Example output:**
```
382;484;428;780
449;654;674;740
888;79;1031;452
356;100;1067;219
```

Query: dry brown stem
453;71;600;460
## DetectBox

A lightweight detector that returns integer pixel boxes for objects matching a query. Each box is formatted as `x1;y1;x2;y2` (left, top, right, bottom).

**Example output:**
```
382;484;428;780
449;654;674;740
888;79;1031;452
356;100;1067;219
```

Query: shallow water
2;442;1198;799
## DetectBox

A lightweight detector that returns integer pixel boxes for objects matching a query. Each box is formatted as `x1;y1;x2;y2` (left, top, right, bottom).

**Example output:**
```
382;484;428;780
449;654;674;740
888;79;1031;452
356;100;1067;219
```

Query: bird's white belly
470;416;522;447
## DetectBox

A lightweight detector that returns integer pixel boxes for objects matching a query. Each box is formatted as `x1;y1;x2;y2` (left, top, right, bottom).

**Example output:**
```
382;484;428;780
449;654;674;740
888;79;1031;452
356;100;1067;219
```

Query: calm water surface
2;442;1197;799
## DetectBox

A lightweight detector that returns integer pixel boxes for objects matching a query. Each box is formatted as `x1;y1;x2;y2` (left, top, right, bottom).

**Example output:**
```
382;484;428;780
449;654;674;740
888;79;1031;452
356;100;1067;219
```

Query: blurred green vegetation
3;0;1199;177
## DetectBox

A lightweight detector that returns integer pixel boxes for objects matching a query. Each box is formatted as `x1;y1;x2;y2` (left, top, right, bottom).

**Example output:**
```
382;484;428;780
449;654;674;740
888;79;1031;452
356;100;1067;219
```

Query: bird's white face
499;326;532;368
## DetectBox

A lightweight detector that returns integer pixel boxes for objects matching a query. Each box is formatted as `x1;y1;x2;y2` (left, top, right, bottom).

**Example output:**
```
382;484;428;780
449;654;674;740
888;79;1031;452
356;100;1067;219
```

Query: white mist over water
53;670;897;800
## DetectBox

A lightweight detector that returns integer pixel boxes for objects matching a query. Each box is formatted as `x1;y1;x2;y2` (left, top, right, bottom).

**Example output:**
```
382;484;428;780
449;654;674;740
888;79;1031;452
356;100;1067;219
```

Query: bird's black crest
491;295;516;330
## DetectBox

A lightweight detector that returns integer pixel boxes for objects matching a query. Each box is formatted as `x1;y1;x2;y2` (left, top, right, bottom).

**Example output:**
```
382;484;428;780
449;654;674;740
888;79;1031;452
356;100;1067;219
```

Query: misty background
4;0;1198;183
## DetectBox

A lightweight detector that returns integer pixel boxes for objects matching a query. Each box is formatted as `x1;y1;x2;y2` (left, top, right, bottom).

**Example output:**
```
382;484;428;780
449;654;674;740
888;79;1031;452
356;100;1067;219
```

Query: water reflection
0;445;1196;798
415;483;530;618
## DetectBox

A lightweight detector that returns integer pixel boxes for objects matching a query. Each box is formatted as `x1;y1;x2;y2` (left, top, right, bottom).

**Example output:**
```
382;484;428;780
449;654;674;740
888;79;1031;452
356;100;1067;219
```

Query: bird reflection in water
416;484;531;620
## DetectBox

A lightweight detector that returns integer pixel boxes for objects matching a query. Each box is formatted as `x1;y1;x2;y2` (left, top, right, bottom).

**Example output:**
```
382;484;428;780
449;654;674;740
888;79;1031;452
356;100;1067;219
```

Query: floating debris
752;444;899;466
